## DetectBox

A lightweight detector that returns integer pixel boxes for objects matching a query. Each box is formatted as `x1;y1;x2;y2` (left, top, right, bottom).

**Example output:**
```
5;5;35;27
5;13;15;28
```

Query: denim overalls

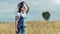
16;12;26;34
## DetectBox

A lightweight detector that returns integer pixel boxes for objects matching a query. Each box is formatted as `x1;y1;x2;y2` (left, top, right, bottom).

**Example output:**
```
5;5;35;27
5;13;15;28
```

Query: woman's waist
17;24;26;28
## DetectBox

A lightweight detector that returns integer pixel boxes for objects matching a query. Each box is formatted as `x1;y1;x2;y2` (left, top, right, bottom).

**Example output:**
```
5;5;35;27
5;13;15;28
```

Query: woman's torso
17;12;26;28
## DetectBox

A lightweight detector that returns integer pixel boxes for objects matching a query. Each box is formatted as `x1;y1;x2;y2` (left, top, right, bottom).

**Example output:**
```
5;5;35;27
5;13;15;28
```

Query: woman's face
21;6;25;12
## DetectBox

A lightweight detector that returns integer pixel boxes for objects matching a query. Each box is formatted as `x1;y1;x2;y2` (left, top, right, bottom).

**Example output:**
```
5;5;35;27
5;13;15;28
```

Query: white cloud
51;0;60;5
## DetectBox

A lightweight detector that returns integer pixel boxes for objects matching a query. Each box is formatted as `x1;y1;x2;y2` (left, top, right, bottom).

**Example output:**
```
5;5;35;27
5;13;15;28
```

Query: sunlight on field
0;22;15;34
0;20;60;34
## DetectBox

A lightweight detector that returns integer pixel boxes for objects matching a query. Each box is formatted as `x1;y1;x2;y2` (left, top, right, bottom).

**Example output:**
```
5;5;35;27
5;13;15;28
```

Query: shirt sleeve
16;12;20;16
16;13;21;19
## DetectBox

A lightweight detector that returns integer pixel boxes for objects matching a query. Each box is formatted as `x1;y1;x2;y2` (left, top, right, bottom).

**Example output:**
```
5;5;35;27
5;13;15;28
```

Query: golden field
0;20;60;34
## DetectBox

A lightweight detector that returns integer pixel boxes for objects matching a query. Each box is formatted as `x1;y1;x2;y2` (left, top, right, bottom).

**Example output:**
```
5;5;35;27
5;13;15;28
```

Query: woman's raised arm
24;1;30;14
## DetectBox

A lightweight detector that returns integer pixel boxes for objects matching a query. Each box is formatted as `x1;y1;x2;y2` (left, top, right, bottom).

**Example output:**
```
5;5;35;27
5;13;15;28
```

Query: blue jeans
16;27;26;34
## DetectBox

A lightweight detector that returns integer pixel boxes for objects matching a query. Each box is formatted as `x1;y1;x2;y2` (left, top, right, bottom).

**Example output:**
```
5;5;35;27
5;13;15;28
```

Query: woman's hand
15;28;18;33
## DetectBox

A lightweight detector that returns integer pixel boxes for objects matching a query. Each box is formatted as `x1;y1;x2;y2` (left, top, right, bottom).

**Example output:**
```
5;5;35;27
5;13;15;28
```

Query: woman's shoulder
16;12;20;16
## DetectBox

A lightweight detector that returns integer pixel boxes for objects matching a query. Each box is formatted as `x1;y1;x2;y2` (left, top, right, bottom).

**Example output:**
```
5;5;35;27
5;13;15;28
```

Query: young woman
15;1;30;34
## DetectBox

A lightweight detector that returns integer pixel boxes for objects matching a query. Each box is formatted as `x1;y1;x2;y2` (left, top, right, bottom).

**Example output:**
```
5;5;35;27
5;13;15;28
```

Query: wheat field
0;20;60;34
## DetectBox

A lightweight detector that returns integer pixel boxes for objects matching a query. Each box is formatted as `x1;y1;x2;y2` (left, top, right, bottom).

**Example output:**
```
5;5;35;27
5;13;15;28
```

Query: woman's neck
21;11;24;14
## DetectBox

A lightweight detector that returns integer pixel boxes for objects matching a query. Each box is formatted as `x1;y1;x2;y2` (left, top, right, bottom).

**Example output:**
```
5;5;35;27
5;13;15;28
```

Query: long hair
18;2;24;13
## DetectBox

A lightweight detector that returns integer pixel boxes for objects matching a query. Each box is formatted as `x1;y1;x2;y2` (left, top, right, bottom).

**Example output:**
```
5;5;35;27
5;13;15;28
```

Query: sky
0;0;60;22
